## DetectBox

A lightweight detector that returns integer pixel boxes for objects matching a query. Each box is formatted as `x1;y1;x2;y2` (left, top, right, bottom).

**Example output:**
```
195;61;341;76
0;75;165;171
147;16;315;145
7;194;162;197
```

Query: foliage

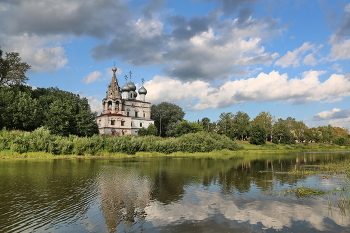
0;48;31;87
233;111;251;140
249;125;266;145
166;120;204;137
138;124;158;136
263;185;328;198
252;111;274;141
217;112;235;139
0;129;242;156
151;102;185;137
273;118;294;144
0;85;99;136
335;136;347;146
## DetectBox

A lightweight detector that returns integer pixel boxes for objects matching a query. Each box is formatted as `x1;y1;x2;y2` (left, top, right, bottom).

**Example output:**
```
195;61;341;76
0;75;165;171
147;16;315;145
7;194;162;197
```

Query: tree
217;112;235;139
75;97;99;137
0;49;31;87
166;120;203;137
233;111;250;140
201;117;210;132
151;102;185;137
138;124;158;136
147;124;158;136
273;118;293;144
249;125;266;145
252;111;274;141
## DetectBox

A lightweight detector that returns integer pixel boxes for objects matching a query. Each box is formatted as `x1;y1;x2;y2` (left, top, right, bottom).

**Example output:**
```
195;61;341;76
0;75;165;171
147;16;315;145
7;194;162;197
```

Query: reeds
0;129;242;157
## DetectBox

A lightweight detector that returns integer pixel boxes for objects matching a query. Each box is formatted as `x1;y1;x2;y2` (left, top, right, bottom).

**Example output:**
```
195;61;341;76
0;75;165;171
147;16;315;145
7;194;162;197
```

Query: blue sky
1;0;350;129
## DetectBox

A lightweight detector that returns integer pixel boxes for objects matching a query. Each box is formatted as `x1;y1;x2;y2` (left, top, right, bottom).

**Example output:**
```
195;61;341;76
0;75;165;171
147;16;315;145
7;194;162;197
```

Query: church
96;67;154;135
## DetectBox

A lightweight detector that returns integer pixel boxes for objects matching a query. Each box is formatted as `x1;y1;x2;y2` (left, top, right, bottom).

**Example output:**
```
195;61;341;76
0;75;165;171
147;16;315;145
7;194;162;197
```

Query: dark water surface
1;152;350;232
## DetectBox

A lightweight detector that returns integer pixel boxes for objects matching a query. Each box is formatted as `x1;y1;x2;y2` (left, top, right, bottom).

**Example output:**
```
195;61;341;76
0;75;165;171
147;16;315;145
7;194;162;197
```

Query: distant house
96;67;154;135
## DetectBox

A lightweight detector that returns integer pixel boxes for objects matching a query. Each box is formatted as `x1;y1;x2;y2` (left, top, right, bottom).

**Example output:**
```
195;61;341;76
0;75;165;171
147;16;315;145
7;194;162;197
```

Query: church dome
127;82;136;91
122;83;130;91
138;86;147;95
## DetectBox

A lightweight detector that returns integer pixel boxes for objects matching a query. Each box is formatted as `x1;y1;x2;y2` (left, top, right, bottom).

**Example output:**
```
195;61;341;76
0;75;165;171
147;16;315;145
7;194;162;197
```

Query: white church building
96;67;154;135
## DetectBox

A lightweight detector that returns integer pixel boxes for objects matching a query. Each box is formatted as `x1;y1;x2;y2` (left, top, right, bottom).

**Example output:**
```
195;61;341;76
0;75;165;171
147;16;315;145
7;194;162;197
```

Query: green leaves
0;49;31;87
151;102;185;137
0;85;99;136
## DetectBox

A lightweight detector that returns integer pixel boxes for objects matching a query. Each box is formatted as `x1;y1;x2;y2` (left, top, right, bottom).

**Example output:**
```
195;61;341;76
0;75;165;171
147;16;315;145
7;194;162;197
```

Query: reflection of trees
97;167;151;232
0;159;99;232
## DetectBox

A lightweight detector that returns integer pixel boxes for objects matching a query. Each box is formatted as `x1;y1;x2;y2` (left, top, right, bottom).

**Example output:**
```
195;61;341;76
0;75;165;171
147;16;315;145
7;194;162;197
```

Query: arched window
108;101;112;110
115;101;119;110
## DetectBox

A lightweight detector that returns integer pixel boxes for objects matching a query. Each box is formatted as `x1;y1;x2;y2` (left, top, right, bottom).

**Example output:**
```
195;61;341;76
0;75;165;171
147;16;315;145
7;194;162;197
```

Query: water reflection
98;166;151;232
1;153;350;232
146;190;349;232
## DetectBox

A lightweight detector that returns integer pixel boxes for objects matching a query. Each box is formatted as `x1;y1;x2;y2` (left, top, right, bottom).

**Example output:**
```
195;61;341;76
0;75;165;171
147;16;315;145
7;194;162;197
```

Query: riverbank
1;141;349;159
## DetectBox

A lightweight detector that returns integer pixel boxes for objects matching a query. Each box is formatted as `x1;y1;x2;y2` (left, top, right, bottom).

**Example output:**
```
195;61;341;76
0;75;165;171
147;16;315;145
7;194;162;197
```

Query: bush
335;136;347;146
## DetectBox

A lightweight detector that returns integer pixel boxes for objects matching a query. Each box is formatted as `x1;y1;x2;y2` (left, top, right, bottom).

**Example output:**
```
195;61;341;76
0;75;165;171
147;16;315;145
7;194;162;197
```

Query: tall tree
151;102;185;137
0;49;31;87
233;111;250;140
252;111;274;141
273;118;293;144
249;125;266;145
217;112;235;139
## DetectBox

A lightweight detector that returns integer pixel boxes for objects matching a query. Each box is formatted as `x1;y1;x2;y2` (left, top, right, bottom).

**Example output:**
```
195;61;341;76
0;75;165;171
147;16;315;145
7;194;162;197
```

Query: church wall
96;67;154;136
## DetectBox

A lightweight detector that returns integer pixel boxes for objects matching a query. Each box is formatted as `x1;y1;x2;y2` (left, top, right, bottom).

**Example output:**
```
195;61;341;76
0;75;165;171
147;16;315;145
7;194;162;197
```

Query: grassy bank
0;128;349;159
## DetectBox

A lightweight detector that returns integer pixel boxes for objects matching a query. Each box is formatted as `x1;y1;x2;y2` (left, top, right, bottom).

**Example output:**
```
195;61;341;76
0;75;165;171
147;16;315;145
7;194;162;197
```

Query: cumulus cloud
313;108;350;121
0;0;129;72
275;42;316;68
82;71;102;84
329;39;350;60
328;4;350;61
145;71;350;110
0;0;282;79
329;3;350;43
0;33;68;72
91;6;282;81
313;108;350;130
303;54;317;66
86;95;103;113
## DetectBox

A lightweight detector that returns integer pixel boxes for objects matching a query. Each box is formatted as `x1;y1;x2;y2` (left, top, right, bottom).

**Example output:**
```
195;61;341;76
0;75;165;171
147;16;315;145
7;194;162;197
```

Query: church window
135;112;138;117
140;123;142;127
143;113;145;118
115;101;119;110
111;120;115;125
127;112;129;116
108;101;112;110
121;121;125;126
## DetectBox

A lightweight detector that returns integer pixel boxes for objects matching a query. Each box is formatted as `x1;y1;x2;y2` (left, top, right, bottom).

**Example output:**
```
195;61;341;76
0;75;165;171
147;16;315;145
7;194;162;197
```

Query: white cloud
331;63;343;73
303;54;317;66
82;71;103;84
329;39;350;60
312;108;350;129
145;190;348;231
313;108;350;120
33;47;68;72
0;33;68;72
86;95;103;113
146;71;350;110
275;42;315;68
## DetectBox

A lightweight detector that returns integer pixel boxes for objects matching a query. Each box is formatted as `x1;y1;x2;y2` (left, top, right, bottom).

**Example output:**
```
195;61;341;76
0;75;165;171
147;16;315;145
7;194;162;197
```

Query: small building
96;67;154;135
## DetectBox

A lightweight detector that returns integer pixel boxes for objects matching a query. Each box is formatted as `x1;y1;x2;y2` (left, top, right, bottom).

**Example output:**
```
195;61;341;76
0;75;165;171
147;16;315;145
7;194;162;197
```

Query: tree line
0;85;99;137
149;103;349;145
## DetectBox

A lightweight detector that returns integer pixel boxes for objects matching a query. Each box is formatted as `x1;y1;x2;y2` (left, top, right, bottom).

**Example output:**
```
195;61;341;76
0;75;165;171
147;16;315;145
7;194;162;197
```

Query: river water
1;152;350;232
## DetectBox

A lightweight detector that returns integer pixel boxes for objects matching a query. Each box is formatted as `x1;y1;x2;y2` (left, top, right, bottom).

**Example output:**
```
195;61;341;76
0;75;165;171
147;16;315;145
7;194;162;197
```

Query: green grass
261;185;329;198
288;170;319;175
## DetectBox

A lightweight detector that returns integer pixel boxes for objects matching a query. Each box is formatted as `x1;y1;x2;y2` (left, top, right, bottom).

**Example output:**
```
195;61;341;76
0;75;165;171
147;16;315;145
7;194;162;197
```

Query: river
1;152;350;232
